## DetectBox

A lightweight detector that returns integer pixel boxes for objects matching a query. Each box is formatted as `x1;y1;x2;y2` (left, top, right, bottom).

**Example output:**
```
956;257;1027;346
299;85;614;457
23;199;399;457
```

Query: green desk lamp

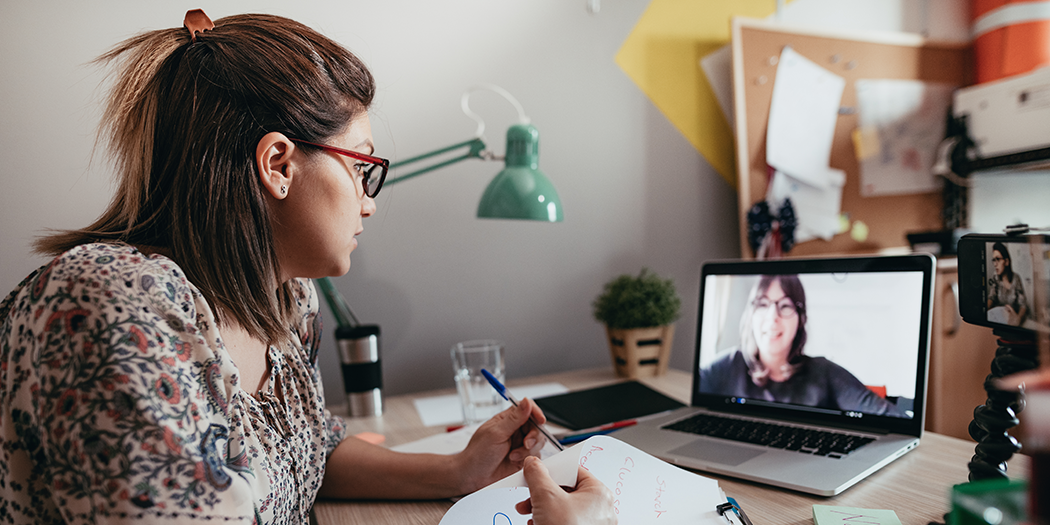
319;84;562;329
319;86;562;416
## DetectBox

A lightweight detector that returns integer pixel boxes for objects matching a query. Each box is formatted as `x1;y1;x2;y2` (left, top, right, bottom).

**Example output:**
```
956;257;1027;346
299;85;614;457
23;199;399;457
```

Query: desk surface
313;368;1030;525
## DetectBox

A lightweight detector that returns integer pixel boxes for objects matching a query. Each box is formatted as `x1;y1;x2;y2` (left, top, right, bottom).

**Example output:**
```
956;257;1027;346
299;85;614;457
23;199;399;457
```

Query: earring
280;185;287;195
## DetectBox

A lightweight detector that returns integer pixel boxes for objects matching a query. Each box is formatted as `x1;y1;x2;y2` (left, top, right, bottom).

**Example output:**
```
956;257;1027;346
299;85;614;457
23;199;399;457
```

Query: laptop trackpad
668;439;765;467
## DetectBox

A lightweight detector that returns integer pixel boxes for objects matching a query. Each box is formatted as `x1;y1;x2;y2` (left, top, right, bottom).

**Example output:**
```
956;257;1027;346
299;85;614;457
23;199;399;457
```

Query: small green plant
592;268;681;329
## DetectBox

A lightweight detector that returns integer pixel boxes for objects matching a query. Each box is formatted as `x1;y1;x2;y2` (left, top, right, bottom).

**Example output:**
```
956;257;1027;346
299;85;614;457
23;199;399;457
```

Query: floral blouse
988;273;1028;325
0;243;347;524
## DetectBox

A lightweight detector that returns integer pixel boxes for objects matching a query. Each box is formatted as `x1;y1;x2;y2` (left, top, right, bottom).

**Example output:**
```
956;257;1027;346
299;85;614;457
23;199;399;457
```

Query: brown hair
34;13;375;344
992;242;1015;281
738;274;808;386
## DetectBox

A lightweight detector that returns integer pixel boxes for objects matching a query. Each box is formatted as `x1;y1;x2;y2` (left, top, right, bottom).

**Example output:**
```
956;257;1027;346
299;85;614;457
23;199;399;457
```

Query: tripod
967;329;1041;480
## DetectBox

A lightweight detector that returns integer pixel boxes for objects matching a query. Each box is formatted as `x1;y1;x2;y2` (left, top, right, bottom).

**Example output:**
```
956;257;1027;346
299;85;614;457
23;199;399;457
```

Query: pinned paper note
766;46;846;185
701;44;735;132
767;169;845;243
853;79;955;197
851;126;881;161
813;505;902;525
439;435;729;525
850;221;870;243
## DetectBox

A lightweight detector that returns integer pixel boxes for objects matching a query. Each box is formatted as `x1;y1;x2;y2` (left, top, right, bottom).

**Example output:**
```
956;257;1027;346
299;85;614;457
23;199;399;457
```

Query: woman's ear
256;132;296;199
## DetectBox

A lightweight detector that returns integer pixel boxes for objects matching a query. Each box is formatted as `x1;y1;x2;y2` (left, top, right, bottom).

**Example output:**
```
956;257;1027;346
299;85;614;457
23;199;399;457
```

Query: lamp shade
477;123;563;222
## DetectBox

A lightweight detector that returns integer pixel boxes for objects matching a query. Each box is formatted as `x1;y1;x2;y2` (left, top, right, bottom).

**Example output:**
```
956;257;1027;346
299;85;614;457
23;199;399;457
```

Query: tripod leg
967;331;1040;481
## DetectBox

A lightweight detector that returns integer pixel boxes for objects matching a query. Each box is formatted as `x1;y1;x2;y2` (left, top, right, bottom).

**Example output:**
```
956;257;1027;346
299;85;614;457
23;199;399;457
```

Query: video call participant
987;241;1029;327
700;275;904;417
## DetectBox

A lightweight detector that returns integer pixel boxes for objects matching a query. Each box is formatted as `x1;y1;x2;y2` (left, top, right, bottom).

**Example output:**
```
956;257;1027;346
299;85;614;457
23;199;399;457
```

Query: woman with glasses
699;275;902;417
987;242;1029;326
0;11;614;525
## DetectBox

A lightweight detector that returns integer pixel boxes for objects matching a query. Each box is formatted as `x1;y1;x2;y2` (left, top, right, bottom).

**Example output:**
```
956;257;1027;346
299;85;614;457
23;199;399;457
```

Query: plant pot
605;324;675;379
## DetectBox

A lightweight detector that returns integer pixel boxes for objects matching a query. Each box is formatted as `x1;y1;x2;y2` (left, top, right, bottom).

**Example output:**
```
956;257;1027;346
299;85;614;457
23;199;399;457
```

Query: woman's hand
1003;304;1021;326
515;456;617;525
454;398;548;493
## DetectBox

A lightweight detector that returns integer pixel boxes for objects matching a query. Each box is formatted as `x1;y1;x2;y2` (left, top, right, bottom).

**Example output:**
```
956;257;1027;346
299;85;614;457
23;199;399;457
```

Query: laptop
614;254;935;496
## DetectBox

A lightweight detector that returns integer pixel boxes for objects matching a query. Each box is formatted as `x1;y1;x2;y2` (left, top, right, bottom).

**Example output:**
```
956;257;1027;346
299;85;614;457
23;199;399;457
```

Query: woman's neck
767;364;791;382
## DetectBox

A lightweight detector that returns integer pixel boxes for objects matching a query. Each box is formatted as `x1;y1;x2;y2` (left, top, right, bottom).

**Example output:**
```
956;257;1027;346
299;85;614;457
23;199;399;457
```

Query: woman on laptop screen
700;274;903;417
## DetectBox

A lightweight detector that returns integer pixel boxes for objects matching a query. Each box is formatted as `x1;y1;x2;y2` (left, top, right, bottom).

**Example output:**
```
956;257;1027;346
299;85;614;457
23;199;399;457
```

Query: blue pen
481;369;565;451
727;497;754;525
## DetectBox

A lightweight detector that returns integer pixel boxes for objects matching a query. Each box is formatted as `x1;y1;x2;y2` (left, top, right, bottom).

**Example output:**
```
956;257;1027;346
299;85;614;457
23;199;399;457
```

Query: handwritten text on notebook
439;435;729;524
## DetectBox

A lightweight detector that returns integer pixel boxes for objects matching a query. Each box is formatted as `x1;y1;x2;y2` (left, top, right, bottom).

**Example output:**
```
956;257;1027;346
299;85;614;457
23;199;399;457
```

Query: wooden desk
312;368;1030;525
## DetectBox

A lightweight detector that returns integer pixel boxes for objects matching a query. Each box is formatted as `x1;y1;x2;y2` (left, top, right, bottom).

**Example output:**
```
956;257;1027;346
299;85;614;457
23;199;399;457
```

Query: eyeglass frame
751;296;803;319
288;138;389;198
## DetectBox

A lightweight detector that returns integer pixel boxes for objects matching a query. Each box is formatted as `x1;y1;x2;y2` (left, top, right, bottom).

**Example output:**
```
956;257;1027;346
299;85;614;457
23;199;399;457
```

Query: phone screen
958;234;1050;334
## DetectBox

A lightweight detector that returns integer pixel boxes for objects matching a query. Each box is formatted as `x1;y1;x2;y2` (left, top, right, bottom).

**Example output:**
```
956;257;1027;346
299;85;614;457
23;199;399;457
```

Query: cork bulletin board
731;17;973;258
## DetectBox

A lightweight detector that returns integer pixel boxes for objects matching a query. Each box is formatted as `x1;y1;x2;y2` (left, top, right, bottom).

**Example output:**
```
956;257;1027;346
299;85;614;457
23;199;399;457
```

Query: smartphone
957;233;1050;334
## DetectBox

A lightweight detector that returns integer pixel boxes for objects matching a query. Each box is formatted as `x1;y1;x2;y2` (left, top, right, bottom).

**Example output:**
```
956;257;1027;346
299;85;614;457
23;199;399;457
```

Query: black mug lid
335;324;380;339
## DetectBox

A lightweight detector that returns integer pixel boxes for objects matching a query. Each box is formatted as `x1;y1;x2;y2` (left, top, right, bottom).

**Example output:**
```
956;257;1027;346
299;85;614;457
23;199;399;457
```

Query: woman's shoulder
64;243;193;297
6;243;199;328
803;356;864;383
801;355;834;370
705;348;747;371
47;243;188;282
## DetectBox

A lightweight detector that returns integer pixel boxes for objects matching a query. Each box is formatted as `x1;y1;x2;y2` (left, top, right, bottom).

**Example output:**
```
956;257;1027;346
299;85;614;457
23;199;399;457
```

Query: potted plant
592;268;681;378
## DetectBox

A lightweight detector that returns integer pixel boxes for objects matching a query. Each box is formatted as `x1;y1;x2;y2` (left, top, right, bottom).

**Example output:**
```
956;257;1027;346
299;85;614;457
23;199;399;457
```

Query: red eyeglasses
289;138;389;198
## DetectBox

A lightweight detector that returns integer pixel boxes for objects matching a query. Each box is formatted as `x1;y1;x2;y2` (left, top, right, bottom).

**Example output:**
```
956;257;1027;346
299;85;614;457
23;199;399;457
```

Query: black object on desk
533;380;684;431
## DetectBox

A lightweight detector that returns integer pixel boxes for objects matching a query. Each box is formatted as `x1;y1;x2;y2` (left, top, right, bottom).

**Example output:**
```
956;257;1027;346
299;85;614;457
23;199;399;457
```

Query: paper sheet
854;79;955;196
391;424;482;455
391;423;563;459
766;46;846;187
413;382;569;427
813;505;902;525
481;439;586;491
767;169;846;243
439;487;533;524
439;435;728;525
701;44;735;133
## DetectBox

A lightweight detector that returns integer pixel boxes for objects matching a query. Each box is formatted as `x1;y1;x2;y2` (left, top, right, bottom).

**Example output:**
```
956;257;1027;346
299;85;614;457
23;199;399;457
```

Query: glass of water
450;340;508;424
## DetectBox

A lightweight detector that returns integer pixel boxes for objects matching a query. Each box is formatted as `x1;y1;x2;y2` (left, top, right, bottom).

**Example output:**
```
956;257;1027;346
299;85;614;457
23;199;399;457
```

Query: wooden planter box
605;324;675;378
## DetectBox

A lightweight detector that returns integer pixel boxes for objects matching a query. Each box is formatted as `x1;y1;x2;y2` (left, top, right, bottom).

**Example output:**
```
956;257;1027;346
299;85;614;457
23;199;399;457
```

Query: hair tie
183;9;214;42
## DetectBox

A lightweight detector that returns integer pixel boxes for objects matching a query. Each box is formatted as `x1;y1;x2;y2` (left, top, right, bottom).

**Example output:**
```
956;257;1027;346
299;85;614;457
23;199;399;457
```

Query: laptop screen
693;255;934;436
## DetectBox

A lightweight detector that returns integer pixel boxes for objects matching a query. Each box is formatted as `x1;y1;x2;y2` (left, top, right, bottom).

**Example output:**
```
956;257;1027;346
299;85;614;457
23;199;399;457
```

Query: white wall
1;0;975;400
969;169;1050;233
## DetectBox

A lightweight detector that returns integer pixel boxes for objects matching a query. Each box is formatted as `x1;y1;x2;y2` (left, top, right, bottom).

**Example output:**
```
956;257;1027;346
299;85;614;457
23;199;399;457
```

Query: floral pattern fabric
987;273;1029;325
0;243;347;524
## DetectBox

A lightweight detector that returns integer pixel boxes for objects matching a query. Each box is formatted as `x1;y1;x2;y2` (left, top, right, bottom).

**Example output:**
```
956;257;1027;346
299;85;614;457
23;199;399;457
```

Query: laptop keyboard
663;413;875;459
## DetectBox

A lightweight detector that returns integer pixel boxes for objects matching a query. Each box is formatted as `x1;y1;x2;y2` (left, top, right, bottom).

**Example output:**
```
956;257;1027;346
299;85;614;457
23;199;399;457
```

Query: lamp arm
316;276;359;329
385;138;489;186
386;84;527;187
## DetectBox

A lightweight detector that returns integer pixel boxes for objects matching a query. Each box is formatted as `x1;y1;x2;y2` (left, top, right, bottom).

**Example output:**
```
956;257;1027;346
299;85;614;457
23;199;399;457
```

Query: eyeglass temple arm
384;138;490;187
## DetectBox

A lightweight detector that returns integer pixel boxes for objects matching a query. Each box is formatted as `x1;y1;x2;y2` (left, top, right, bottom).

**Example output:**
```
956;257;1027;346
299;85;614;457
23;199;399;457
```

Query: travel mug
336;324;382;417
